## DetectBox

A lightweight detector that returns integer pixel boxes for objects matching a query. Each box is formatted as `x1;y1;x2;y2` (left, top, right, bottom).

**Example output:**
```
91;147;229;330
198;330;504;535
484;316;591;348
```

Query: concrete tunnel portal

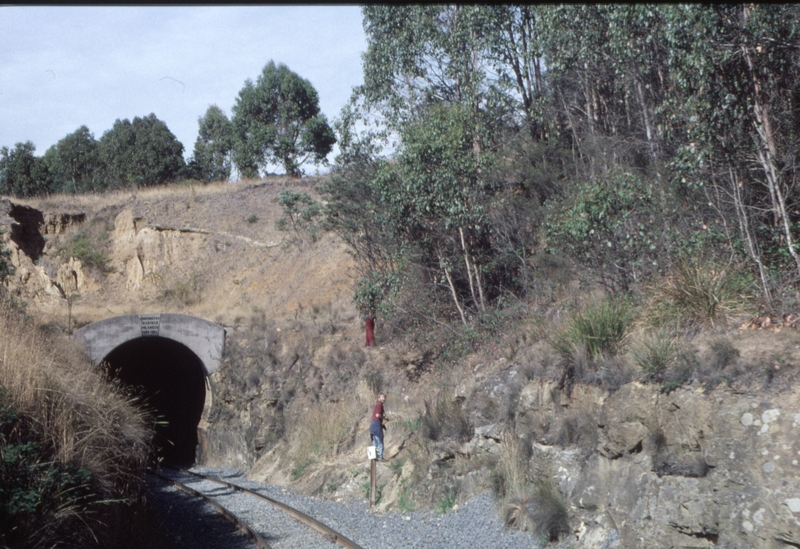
73;314;225;466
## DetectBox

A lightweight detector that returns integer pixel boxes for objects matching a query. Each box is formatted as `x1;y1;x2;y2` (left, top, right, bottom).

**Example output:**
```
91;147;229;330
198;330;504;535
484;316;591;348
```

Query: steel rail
178;468;364;549
150;469;272;549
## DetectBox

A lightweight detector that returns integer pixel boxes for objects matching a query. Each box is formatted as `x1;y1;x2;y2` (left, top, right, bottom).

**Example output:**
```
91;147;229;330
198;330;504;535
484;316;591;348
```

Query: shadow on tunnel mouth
101;336;207;467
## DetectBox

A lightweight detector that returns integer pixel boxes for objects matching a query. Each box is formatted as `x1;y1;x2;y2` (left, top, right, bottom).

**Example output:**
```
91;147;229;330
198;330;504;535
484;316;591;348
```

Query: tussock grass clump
420;394;472;443
504;483;570;542
552;299;631;361
494;438;570;542
632;328;679;380
552;299;631;395
489;434;530;500
647;257;756;328
0;301;152;548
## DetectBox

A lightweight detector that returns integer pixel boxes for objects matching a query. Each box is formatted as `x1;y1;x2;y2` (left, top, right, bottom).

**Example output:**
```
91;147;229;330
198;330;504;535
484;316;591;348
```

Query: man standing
369;393;386;461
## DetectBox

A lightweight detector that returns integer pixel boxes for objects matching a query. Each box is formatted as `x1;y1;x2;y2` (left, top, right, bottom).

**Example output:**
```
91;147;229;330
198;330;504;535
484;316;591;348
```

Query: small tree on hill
189;105;233;182
232;60;336;177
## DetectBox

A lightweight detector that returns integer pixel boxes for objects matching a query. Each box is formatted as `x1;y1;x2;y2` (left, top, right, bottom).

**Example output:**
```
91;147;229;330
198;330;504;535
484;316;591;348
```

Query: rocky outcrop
507;381;800;548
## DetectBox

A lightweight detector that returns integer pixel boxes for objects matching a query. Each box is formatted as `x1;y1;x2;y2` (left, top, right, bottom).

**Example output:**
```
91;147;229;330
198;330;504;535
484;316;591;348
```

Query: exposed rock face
509;381;800;548
1;201;96;303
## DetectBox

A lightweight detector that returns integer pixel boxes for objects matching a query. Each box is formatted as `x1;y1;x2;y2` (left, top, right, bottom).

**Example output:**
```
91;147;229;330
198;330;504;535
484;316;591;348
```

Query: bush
60;228;111;273
545;170;667;293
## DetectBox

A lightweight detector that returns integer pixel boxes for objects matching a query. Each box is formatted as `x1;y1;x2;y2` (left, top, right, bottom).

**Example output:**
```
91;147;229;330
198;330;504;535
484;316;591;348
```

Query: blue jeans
372;433;384;461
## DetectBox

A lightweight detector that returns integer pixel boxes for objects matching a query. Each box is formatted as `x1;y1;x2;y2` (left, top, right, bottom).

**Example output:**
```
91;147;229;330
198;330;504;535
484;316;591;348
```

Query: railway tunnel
73;314;225;466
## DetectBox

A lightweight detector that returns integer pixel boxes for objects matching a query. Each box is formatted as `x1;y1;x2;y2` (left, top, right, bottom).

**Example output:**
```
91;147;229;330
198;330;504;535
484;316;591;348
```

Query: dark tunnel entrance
103;337;206;466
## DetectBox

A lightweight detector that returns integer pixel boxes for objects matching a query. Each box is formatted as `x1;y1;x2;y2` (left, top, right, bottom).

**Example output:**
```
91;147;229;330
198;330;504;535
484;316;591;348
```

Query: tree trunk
439;250;468;326
740;17;800;279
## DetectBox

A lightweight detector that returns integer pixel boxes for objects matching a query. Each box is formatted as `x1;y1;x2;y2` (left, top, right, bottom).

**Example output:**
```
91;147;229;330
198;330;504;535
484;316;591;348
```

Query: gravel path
149;465;544;549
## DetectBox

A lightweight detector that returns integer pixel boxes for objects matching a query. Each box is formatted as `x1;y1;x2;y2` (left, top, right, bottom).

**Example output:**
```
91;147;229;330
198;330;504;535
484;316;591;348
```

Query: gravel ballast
150;466;545;549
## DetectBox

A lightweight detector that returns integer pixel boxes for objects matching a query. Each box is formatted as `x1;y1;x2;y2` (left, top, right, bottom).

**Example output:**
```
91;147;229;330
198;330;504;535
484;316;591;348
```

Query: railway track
149;468;364;549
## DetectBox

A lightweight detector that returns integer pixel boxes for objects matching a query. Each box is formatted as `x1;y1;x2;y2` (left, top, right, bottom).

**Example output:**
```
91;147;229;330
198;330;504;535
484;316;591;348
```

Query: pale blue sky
0;6;367;167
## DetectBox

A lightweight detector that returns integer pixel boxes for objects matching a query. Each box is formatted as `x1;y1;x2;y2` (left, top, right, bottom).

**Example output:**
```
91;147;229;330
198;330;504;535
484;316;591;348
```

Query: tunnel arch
73;314;225;465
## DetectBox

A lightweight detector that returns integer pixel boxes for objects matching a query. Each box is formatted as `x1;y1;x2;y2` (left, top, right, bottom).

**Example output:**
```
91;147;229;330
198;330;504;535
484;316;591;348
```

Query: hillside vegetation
2;5;800;548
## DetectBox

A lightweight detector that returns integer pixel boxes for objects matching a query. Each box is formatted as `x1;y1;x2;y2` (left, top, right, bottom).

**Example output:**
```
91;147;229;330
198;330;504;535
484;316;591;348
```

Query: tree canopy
0;142;51;198
98;114;185;189
43;126;101;193
188;105;234;183
232;60;335;177
319;4;800;327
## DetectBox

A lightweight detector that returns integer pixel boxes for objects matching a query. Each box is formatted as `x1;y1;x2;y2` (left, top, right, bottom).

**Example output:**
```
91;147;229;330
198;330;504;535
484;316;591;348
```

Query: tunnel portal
103;337;206;465
73;314;225;466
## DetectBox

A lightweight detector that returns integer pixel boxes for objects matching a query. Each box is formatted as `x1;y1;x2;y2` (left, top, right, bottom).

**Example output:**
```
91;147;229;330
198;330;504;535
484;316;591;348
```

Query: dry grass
490;434;531;500
291;397;364;469
17;176;320;212
0;299;152;548
420;393;473;443
495;439;570;542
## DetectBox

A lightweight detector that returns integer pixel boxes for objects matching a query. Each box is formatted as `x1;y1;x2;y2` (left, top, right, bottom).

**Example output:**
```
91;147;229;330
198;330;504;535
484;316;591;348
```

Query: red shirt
371;401;384;422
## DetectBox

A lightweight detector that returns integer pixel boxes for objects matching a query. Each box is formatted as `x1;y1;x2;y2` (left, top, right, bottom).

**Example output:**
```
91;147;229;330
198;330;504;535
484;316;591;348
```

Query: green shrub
436;489;458;514
399;417;421;434
361;480;386;503
397;485;416;513
545;170;666;293
0;389;95;548
61;229;110;272
0;228;14;283
291;458;313;480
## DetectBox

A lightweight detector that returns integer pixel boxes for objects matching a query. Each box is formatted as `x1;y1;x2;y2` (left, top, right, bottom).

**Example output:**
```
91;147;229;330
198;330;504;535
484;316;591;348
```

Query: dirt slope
1;178;357;329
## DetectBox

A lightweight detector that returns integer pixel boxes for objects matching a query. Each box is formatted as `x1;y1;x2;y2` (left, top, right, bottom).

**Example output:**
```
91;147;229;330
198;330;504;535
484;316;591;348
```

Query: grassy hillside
2;177;800;547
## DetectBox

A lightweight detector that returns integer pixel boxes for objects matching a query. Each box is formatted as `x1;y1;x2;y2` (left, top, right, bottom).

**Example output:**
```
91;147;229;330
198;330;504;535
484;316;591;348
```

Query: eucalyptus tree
661;4;800;298
231;61;335;178
44;126;101;193
189;105;233;182
98;114;185;189
0;142;52;197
